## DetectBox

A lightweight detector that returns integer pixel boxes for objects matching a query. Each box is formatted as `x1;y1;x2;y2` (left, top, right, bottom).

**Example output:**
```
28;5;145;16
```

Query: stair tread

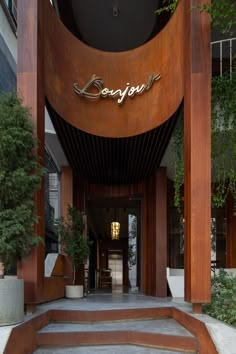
38;318;195;338
34;344;196;354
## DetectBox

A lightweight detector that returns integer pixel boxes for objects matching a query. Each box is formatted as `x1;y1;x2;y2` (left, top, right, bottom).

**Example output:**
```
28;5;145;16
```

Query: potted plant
0;92;44;325
55;205;91;298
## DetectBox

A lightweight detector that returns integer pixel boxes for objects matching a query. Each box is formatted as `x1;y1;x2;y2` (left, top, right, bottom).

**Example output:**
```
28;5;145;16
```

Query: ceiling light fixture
111;221;120;240
111;208;120;240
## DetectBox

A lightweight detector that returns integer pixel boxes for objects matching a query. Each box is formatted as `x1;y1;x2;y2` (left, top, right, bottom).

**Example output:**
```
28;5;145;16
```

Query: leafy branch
155;0;236;35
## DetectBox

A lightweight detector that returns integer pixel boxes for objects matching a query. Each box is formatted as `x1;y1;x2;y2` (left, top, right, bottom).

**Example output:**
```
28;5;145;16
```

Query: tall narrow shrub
0;93;44;277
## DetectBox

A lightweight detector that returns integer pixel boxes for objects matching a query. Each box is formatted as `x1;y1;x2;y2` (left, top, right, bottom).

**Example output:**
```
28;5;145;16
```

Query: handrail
211;37;236;45
211;37;236;77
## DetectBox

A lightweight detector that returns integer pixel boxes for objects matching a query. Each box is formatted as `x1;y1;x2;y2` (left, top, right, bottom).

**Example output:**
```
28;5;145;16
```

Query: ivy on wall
172;72;236;214
211;72;236;212
157;0;236;213
172;110;184;213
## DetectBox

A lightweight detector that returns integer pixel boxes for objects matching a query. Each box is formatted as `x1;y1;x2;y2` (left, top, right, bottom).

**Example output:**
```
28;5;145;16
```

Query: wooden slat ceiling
47;102;180;185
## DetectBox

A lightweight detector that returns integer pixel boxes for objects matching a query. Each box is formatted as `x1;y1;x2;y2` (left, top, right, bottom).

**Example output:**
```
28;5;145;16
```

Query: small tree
0;93;44;278
56;205;91;285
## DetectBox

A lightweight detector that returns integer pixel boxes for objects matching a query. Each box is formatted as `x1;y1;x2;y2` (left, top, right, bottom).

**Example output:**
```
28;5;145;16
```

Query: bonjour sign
73;73;161;105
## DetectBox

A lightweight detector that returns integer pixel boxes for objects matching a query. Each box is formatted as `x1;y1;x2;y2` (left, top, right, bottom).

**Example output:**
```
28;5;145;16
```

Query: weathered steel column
61;166;73;283
17;0;45;303
155;167;167;297
184;0;211;311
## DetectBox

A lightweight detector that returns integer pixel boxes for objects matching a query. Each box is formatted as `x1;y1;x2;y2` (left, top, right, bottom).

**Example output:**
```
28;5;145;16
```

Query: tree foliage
203;269;236;327
0;93;44;271
199;0;236;35
55;205;91;285
155;0;236;35
155;0;179;15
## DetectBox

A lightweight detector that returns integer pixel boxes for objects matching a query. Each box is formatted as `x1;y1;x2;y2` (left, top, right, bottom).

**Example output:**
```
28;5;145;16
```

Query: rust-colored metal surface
173;308;218;353
143;173;156;296
44;0;184;137
5;307;218;354
17;0;45;303
37;330;197;351
184;0;211;303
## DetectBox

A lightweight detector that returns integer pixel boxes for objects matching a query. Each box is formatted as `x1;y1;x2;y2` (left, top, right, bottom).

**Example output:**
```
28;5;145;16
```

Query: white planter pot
0;278;24;326
65;285;83;298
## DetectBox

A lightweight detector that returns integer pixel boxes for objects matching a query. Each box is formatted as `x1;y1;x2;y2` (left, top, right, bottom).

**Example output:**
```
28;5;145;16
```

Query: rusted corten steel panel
17;0;46;303
44;0;184;137
184;0;211;305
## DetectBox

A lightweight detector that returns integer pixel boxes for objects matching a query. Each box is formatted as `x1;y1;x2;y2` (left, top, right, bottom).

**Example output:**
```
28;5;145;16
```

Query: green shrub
203;269;236;327
0;92;44;274
55;205;92;285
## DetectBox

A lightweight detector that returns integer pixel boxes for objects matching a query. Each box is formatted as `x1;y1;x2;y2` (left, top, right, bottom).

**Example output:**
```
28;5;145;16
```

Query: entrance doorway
108;251;123;292
87;196;141;293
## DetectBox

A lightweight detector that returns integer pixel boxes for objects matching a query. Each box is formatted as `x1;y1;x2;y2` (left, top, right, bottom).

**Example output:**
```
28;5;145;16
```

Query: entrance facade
17;0;212;312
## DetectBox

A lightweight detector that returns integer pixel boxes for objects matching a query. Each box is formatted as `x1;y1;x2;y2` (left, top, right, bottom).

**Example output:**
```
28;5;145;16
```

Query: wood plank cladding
44;0;184;137
184;0;211;304
155;168;167;297
48;103;178;185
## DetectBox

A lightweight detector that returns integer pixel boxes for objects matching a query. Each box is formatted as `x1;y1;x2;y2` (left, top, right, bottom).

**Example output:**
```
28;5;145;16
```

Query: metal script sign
73;73;161;105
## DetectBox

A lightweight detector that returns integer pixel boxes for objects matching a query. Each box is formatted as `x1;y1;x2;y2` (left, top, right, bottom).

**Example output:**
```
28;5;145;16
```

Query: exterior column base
192;303;202;314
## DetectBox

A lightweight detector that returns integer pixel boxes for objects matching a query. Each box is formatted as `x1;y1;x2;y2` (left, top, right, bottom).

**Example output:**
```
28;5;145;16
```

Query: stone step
34;344;197;354
36;318;198;353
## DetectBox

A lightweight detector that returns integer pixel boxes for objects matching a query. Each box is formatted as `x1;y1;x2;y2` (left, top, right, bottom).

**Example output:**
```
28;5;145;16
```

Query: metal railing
211;38;236;77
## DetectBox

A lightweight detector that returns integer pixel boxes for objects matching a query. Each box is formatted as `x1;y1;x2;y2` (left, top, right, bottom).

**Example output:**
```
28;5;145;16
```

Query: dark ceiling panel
47;101;180;185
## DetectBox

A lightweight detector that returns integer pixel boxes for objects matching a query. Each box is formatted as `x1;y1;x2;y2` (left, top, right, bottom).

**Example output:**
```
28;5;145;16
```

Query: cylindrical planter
65;285;83;298
0;278;24;326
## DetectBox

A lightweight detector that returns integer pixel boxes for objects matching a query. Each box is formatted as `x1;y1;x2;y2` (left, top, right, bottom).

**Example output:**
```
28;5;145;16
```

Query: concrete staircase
34;308;199;353
3;304;218;353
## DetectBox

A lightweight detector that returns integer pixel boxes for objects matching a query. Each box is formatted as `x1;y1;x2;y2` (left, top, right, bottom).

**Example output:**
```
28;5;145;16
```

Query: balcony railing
211;38;236;77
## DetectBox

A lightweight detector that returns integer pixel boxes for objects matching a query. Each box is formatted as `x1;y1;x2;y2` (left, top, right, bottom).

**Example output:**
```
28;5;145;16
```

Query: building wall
0;4;16;92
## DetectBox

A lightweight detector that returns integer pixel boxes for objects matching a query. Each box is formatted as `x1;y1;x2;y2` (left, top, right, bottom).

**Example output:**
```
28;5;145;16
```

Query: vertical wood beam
184;0;211;303
61;167;73;217
155;168;167;297
61;166;73;283
17;0;45;303
226;195;236;268
143;175;155;295
73;176;86;211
